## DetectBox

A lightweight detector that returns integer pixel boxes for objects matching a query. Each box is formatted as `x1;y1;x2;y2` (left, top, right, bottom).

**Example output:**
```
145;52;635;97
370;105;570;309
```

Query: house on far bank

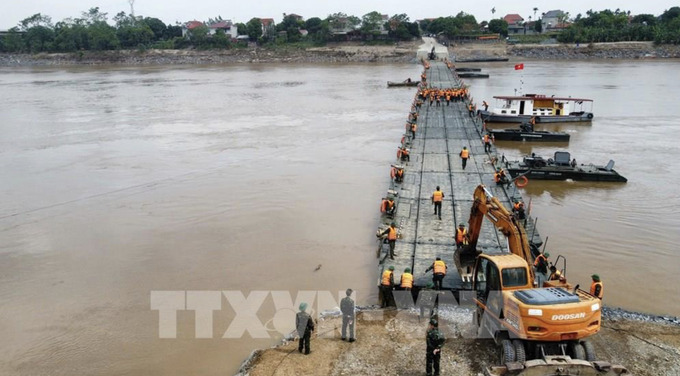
503;13;525;34
542;10;567;33
380;14;390;35
260;18;276;38
208;20;238;38
182;20;205;37
285;13;304;22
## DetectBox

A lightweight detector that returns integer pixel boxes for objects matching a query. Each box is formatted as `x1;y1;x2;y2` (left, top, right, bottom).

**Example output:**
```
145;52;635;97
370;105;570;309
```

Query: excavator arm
467;185;535;282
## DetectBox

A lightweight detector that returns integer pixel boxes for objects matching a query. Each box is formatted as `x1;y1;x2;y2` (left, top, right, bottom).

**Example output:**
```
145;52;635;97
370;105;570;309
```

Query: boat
457;72;489;79
490;123;570;142
503;151;627;182
387;80;419;87
478;94;594;123
455;57;509;62
454;67;481;72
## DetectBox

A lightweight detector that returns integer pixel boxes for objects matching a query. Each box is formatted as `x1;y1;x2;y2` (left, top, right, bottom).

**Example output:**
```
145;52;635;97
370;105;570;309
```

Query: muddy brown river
1;61;678;375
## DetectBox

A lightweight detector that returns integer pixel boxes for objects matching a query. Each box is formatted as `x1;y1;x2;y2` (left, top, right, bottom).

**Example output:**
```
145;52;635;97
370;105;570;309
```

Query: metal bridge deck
378;61;542;290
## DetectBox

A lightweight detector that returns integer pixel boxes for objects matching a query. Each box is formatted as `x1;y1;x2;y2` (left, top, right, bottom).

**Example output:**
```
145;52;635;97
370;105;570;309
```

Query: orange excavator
458;185;628;375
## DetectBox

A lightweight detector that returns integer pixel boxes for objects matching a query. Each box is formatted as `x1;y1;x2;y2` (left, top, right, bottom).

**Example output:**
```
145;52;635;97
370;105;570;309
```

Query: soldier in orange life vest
549;266;562;281
494;168;508;185
455;223;468;248
425;257;447;290
378;222;398;259
530;116;536;126
411;122;418;139
483;133;493;153
391;165;405;183
380;266;395;307
534;252;550;287
590;274;603;299
431;186;444;220
468;103;476;118
398;146;410;162
400;267;414;291
512;199;526;220
459;147;469;170
380;197;396;216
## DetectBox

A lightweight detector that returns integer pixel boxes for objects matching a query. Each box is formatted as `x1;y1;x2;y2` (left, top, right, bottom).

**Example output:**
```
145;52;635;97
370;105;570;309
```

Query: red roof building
503;14;524;25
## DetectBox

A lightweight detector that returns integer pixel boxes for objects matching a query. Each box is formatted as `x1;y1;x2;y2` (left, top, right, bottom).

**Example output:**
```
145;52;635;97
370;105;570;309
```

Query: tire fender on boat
515;175;529;188
587;113;594;119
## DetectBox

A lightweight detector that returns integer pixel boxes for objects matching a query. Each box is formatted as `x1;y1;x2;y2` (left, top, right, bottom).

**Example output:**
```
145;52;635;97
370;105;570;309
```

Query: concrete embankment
238;306;680;376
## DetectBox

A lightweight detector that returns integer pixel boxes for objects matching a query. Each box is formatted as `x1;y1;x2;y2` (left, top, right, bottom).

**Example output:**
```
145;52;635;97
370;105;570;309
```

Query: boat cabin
492;94;593;116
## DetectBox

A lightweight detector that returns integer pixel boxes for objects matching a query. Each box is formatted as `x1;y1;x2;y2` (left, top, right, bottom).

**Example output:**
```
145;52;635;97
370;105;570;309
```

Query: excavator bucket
485;356;629;376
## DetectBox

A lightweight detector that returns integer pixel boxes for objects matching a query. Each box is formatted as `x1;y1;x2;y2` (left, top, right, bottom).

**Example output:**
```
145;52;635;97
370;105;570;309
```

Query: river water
0;60;678;375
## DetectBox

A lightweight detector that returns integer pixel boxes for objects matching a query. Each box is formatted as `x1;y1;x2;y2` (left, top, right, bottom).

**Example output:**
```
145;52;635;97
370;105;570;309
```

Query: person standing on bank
432;186;444;220
340;289;356;342
590;274;604;300
459;147;470;170
296;302;315;355
426;318;446;376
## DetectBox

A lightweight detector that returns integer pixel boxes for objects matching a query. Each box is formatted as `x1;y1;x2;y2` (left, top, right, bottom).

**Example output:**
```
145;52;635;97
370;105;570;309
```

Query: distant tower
128;0;135;18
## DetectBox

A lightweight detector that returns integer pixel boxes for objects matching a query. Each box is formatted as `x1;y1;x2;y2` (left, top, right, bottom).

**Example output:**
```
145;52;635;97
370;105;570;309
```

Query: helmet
389;266;395;271
555;270;561;276
459;223;465;227
544;252;550;258
426;282;435;289
391;222;397;227
404;268;411;273
591;274;600;281
346;288;353;296
299;302;308;311
429;319;438;327
436;257;441;261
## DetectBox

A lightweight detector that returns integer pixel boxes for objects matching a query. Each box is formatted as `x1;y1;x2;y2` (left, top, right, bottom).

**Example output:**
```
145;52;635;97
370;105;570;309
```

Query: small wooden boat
387;80;419;87
504;152;627;182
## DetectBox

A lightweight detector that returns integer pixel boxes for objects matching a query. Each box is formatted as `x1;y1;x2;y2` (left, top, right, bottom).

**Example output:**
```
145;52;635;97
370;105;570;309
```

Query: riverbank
238;306;680;376
450;41;680;61
0;42;420;66
3;41;680;66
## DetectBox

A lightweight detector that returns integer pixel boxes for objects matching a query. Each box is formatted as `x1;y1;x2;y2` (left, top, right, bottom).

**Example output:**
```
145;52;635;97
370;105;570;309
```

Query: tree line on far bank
2;7;680;54
556;8;680;44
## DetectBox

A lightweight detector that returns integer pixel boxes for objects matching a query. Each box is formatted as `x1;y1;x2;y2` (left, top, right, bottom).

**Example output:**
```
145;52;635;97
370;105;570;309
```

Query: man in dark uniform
296;302;314;355
340;289;356;342
426;318;446;376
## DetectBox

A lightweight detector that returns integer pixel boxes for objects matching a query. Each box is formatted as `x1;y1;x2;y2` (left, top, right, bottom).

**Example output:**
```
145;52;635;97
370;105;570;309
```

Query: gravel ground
238;306;680;376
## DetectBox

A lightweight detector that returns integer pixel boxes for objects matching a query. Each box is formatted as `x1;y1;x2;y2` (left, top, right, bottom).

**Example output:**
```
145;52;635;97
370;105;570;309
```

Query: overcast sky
2;0;678;29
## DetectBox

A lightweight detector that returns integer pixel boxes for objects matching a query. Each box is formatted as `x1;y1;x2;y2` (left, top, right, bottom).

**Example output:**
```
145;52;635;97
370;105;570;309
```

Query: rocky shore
509;41;680;59
238;306;680;376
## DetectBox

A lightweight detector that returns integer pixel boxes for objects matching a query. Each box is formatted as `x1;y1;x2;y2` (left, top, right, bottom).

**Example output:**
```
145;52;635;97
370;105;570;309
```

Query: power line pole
128;0;135;18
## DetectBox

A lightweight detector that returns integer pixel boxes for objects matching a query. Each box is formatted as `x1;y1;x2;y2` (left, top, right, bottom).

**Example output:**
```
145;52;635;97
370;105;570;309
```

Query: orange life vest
456;228;468;243
382;270;393;286
534;254;547;267
400;273;413;288
483;135;490;143
411;123;417;132
460;149;469;159
432;190;443;202
387;226;397;240
590;281;604;299
514;202;523;211
433;260;446;275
